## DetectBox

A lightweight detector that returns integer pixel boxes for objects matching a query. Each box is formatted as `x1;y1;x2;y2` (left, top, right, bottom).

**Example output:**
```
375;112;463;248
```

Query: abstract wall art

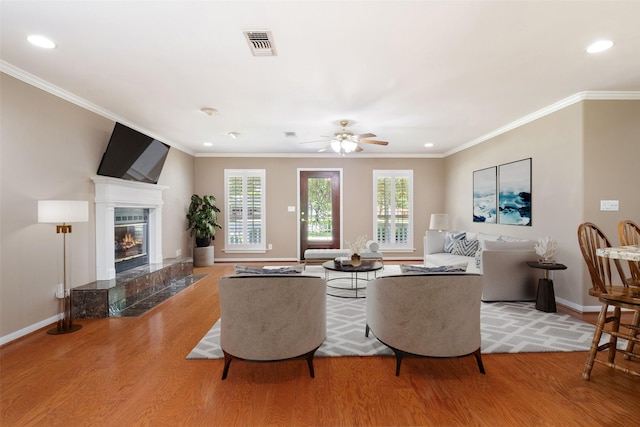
498;158;531;226
473;166;497;223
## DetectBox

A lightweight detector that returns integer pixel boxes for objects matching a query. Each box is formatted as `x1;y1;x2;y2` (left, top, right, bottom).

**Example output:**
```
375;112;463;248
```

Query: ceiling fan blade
300;138;331;144
318;144;331;152
359;139;389;146
356;133;376;139
355;145;364;152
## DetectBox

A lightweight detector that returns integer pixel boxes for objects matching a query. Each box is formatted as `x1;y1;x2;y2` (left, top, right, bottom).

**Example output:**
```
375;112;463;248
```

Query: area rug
187;266;614;359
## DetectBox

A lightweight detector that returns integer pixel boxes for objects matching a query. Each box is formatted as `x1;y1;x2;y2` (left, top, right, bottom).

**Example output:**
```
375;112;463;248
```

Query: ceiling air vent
244;31;276;56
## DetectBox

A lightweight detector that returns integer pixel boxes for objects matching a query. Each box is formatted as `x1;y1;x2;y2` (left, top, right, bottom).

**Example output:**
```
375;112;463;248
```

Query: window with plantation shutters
224;169;266;252
373;170;413;250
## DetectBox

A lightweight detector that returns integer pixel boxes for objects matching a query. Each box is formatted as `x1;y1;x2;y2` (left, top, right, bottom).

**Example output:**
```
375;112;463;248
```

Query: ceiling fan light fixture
330;140;342;153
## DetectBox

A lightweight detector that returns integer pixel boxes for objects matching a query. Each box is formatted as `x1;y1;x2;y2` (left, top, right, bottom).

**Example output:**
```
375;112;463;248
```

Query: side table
526;261;567;313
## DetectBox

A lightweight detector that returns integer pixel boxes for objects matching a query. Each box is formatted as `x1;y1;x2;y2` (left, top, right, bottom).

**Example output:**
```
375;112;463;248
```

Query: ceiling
2;1;640;157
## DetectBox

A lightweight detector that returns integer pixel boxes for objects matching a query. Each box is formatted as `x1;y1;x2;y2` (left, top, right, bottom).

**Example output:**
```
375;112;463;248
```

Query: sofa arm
480;249;539;301
424;230;446;256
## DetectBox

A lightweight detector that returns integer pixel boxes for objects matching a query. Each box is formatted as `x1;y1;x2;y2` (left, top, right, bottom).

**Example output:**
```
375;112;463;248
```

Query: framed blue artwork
473;166;497;223
498;158;531;226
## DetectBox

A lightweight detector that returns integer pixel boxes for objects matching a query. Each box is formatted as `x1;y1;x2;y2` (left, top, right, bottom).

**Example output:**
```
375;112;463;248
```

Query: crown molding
194;152;442;159
445;91;640;157
4;59;637;160
1;60;194;156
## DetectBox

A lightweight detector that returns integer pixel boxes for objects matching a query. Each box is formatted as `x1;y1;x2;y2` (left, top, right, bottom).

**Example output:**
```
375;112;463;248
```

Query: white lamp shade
429;213;449;231
38;200;89;224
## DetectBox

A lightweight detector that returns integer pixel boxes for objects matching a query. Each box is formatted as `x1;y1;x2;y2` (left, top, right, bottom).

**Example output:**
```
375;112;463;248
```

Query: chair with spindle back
577;222;640;380
618;220;640;286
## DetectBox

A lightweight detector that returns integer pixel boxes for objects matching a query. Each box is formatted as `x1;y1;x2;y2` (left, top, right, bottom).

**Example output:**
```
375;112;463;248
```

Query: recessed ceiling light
27;34;56;49
424;143;434;148
586;40;614;53
228;132;240;139
203;142;213;147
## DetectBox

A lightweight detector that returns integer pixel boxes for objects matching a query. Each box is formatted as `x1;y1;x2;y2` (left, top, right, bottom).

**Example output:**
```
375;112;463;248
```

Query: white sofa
423;230;539;302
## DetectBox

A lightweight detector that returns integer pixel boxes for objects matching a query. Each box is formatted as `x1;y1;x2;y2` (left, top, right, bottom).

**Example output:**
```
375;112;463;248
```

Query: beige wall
0;73;194;340
3;68;637;341
444;100;640;310
194;156;445;261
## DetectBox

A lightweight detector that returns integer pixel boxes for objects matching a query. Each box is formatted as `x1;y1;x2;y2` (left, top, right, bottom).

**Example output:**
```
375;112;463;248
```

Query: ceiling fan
302;120;389;155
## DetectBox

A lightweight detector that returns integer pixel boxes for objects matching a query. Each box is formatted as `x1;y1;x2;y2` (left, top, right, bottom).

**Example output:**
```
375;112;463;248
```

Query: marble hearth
72;258;199;318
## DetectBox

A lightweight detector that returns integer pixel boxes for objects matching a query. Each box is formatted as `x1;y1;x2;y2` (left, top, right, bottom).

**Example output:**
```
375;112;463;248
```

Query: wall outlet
268;243;273;250
55;283;64;299
176;249;182;257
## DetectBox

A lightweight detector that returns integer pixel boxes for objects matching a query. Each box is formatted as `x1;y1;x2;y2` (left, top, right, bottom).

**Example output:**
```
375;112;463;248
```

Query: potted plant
186;194;222;247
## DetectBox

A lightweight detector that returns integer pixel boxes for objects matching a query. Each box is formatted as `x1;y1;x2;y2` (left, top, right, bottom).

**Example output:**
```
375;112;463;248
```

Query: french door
299;170;341;259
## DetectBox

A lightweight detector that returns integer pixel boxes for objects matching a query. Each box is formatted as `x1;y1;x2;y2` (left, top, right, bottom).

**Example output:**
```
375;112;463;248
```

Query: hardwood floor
2;263;638;426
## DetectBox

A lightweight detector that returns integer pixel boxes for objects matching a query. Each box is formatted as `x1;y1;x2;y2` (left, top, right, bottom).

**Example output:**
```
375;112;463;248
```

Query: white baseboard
556;296;605;314
1;314;60;346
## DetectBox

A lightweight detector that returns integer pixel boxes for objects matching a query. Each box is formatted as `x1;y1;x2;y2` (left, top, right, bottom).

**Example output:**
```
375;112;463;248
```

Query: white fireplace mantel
92;176;168;280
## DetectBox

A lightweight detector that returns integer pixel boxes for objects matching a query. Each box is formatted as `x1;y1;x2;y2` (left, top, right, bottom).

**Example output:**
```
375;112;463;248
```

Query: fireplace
114;207;149;273
93;176;167;280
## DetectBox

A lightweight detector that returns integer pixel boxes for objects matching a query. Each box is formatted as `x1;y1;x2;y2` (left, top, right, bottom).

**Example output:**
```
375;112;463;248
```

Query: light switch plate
600;200;619;211
288;206;296;212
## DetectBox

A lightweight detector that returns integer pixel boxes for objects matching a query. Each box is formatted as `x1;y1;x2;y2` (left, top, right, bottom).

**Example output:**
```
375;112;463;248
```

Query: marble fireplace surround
92;176;167;280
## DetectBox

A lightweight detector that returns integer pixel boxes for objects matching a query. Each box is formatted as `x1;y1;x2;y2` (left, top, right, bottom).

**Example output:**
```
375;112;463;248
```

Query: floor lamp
38;200;89;335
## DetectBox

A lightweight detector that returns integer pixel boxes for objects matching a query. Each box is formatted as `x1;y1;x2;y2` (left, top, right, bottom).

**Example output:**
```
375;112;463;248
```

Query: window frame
224;169;266;253
372;169;414;251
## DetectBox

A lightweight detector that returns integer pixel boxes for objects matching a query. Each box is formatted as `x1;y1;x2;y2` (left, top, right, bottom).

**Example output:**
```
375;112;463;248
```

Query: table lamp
38;200;89;335
429;213;449;232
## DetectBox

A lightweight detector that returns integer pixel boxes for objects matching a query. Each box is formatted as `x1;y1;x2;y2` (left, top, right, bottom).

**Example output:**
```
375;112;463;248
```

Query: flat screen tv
97;123;170;184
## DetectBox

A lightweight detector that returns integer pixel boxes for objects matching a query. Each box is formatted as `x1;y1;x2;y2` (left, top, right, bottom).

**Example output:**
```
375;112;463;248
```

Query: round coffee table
322;260;383;298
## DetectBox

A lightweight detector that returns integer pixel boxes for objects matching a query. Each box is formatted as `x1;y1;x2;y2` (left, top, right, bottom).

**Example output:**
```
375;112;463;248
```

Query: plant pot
195;236;211;248
194;246;214;267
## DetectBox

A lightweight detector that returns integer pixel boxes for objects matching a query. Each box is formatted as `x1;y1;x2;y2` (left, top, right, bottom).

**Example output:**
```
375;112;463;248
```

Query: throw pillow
475;247;483;268
451;239;479;257
444;231;466;253
400;264;467;274
234;265;303;275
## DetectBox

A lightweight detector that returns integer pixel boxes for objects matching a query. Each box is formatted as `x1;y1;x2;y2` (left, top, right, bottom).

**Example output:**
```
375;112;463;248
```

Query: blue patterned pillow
400;264;466;274
475;247;483;268
234;265;303;275
444;231;466;253
451;239;479;257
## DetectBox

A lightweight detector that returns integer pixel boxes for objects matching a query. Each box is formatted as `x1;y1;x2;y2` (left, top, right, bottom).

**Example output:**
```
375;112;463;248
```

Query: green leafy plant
186;194;222;247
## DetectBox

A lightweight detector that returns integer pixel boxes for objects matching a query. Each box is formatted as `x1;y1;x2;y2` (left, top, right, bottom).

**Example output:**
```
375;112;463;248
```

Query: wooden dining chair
577;222;640;380
618;219;640;286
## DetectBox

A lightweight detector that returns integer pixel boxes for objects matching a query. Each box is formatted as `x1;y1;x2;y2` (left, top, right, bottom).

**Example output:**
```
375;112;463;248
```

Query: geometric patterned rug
186;266;618;359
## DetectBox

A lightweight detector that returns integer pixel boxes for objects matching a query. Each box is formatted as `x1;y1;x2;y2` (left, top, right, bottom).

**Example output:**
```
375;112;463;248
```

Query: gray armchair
218;274;326;380
365;273;485;376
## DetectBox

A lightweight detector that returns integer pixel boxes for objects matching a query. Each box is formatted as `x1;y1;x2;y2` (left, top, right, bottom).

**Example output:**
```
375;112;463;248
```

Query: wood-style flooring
1;263;639;426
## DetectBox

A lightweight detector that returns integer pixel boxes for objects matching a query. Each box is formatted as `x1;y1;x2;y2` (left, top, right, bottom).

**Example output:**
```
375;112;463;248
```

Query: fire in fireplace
114;208;149;273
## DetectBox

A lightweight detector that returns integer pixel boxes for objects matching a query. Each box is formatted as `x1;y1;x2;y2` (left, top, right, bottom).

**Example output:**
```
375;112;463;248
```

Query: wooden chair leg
624;311;640;360
583;303;608;380
608;306;621;364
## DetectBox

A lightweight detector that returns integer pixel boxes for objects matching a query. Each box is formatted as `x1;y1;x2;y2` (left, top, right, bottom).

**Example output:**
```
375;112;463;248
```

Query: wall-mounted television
97;123;170;184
